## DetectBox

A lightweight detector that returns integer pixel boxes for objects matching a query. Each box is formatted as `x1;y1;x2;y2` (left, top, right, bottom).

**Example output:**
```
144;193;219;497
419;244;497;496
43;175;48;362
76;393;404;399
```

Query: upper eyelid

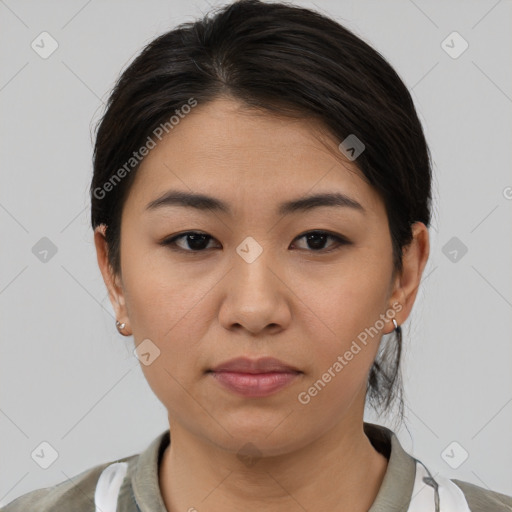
164;230;345;241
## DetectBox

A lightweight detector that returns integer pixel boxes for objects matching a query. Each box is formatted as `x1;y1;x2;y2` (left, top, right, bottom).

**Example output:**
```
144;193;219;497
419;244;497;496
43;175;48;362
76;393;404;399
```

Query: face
95;97;428;456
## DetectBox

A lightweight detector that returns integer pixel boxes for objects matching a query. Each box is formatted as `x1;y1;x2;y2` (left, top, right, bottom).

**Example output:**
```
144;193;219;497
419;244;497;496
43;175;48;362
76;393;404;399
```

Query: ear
384;221;430;334
94;224;132;335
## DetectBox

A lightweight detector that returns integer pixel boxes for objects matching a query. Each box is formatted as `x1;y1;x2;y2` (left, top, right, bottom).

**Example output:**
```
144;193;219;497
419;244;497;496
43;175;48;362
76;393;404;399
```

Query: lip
208;357;302;398
210;356;301;374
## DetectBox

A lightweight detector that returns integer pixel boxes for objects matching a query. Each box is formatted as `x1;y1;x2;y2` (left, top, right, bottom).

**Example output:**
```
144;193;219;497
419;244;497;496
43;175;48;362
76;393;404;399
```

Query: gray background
1;0;511;506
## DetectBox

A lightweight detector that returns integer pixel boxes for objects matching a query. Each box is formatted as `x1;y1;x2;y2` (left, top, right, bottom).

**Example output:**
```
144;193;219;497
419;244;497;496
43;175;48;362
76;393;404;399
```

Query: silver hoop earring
392;318;401;334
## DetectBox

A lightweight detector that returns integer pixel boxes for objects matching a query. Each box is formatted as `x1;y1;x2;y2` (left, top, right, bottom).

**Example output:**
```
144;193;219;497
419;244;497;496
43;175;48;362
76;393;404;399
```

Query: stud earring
116;320;127;334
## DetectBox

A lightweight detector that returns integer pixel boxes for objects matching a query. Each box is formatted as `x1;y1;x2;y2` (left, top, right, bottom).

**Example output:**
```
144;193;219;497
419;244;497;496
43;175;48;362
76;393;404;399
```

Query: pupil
307;233;326;250
188;234;208;250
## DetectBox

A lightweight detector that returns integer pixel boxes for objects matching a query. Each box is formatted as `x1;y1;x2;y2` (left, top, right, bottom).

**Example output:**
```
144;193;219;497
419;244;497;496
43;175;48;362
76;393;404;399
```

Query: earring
116;320;127;335
392;318;401;334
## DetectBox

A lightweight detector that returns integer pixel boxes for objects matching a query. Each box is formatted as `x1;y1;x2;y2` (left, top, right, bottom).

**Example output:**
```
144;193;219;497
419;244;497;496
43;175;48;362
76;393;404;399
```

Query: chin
206;413;314;458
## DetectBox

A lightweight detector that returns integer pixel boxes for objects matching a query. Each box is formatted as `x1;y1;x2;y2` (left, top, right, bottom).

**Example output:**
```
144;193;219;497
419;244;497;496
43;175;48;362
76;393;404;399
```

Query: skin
95;97;429;512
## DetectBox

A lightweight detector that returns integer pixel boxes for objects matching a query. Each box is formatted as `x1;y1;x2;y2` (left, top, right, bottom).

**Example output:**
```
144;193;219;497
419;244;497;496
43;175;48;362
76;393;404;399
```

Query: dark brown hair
90;0;433;421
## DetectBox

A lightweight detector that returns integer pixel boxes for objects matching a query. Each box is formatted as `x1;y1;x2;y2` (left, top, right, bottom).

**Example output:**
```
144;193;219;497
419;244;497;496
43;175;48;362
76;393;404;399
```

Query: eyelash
160;230;351;254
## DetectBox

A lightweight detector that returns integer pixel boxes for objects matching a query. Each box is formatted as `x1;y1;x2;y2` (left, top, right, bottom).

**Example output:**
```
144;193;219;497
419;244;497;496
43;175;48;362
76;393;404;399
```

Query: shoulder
451;478;512;512
1;454;138;512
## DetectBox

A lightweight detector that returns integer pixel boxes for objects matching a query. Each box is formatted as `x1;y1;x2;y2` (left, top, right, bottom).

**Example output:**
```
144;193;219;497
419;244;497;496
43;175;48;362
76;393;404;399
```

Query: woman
4;1;511;511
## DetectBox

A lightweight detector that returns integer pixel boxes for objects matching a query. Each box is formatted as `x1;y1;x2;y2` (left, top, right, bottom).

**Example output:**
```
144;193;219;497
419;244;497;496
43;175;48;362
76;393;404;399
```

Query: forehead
125;97;385;219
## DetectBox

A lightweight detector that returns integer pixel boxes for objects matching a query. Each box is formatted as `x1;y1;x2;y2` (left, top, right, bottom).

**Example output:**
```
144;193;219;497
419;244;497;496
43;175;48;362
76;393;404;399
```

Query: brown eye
161;232;219;252
291;230;350;252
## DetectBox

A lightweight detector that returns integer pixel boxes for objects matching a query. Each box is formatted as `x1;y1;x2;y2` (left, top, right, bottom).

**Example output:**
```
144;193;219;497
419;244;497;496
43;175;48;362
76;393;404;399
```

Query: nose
218;247;292;336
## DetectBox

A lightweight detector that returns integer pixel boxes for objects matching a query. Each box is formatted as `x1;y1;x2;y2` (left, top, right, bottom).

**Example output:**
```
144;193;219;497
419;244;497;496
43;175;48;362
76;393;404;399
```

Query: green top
2;422;511;511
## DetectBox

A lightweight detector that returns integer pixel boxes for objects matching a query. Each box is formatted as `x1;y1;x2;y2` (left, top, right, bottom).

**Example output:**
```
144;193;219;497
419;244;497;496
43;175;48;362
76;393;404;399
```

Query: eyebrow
145;190;366;216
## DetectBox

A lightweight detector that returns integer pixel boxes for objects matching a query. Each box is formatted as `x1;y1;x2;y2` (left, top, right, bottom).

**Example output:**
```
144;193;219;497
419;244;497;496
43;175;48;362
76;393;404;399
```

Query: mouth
207;357;302;398
208;371;301;397
209;356;301;374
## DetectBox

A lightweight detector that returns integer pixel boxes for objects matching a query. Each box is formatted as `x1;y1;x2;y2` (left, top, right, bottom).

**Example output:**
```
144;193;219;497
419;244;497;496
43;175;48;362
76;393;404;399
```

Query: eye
160;229;350;254
160;231;219;252
290;230;350;253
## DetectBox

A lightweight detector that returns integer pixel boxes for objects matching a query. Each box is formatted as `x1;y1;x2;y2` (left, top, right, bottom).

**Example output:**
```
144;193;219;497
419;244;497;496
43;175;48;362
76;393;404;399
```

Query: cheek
294;303;384;426
119;242;218;392
122;268;213;421
298;248;393;343
293;252;393;406
120;236;216;341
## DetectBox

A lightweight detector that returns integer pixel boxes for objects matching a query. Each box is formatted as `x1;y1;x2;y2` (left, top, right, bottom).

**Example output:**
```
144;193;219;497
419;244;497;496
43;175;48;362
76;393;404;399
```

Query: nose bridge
232;237;279;301
219;237;290;334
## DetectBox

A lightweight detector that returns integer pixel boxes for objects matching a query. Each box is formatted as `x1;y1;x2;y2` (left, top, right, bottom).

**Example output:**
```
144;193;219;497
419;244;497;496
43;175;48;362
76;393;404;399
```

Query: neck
159;416;388;512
